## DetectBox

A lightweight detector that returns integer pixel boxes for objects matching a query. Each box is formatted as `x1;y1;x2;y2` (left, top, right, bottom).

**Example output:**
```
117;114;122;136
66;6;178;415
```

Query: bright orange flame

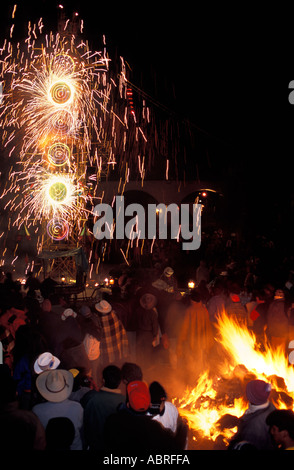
175;371;247;442
174;310;294;446
216;311;294;395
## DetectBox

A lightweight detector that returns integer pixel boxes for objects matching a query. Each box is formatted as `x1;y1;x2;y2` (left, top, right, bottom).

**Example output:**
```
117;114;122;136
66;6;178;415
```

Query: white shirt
151;401;179;432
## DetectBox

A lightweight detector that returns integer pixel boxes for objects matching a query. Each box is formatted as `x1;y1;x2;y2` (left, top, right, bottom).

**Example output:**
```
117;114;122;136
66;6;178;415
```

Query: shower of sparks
0;14;150;254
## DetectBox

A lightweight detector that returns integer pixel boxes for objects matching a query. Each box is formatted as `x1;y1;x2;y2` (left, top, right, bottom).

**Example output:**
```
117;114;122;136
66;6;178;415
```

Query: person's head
266;409;294;449
173;290;182;301
148;381;167;416
213;278;225;296
79;305;92;318
190;289;201;303
126;380;150;414
264;283;275;301
69;368;93;391
41;299;52;312
45;417;75;450
246;379;271;405
95;300;112;315
35;369;74;403
139;293;157;310
34;352;60;375
102;365;122;389
164;266;174;278
121;362;143;384
226;280;241;302
274;289;285;301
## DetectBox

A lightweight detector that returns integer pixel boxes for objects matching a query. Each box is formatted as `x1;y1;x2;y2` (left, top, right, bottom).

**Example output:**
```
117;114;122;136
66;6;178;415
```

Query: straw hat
34;352;60;375
36;369;73;403
61;308;77;321
152;279;168;291
164;267;174;277
95;300;112;314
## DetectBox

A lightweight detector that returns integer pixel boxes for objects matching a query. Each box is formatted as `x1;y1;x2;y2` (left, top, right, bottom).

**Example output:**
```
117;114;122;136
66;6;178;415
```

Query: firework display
0;10;149;267
47;217;69;241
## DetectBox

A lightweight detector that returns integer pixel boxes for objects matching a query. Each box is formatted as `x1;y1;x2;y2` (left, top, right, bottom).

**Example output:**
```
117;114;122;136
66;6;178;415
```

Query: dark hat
79;305;91;317
246;380;271;405
148;381;167;415
127;380;150;412
149;381;167;404
139;293;157;310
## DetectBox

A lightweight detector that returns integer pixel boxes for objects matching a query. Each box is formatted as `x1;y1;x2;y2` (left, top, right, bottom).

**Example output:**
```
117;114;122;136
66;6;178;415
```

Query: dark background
0;1;293;248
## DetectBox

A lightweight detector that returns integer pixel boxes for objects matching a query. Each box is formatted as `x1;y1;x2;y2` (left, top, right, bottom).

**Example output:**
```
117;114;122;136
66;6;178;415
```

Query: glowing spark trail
0;13;150;254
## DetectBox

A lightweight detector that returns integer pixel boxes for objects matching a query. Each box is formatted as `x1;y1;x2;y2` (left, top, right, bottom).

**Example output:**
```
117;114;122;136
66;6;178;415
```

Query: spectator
226;282;248;325
83;365;125;450
23;297;42;327
33;351;60;375
228;379;276;450
12;325;48;409
0;364;46;450
32;369;84;450
207;278;226;324
3;272;17;292
77;304;102;385
69;367;97;404
196;260;210;285
249;290;268;344
160;266;178;293
163;291;186;369
103;380;188;451
24;271;41;298
135;292;160;370
94;300;129;385
266;409;294;450
0;304;27;370
121;362;143;393
40;276;57;301
147;381;180;433
177;289;214;378
38;299;90;373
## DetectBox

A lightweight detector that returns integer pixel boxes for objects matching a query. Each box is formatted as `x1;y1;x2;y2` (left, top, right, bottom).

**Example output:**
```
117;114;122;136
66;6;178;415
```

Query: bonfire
173;311;294;449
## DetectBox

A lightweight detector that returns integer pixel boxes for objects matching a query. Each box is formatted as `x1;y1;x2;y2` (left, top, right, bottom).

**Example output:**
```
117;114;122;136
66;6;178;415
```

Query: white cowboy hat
36;369;73;403
34;352;60;375
95;300;112;314
164;267;174;277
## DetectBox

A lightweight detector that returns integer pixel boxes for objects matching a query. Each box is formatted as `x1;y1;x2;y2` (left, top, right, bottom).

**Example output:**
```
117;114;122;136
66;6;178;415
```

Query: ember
173;311;294;449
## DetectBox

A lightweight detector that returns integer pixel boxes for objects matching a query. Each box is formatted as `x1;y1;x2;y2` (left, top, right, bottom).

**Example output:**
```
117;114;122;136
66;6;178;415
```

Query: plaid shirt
99;310;129;365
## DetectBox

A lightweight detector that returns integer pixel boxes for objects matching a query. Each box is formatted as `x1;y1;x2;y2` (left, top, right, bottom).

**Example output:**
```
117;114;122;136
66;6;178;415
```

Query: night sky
0;2;293;243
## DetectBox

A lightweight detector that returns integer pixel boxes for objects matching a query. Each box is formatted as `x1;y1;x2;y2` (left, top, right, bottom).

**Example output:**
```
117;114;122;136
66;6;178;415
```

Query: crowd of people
0;249;294;451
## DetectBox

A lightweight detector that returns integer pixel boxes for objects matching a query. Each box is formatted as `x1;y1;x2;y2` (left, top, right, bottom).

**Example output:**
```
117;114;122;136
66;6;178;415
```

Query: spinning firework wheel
0;10;149;278
33;41;91;283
